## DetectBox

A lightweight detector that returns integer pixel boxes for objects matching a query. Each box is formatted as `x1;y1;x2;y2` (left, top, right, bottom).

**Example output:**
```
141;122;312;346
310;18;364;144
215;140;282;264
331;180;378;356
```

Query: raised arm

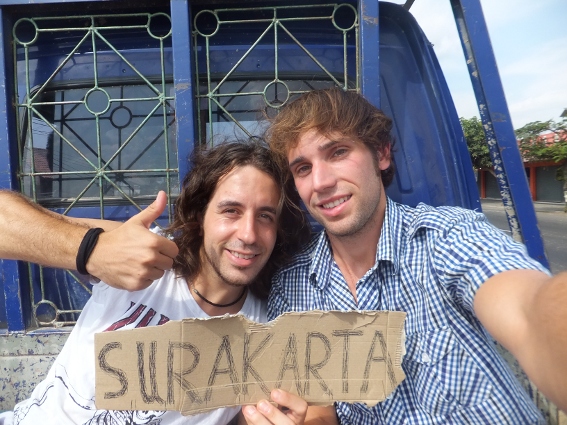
0;190;178;290
474;269;567;412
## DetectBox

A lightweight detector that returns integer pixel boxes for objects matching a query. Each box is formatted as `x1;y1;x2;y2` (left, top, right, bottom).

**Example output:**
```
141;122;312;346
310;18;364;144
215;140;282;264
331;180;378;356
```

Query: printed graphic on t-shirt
14;300;173;425
105;302;171;332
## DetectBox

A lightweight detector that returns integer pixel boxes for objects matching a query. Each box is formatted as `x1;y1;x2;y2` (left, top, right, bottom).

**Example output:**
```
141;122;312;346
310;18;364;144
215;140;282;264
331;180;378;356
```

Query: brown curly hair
268;88;395;187
165;139;310;299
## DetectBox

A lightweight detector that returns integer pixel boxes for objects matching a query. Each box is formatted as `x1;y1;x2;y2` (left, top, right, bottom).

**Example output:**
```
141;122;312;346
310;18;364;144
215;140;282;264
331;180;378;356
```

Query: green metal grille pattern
13;13;177;327
193;3;359;145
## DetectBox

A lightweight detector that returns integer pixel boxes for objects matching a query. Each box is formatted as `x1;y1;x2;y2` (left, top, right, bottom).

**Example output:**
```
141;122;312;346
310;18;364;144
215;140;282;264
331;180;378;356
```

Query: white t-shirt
12;270;267;425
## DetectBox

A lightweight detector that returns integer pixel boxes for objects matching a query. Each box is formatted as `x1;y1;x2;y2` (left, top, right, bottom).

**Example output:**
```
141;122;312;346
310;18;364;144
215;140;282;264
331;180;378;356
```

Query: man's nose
312;161;336;192
236;214;257;245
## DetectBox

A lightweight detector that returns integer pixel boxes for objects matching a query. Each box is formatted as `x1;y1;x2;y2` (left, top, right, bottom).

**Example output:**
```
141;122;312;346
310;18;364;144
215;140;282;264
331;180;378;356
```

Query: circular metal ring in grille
147;12;172;40
110;105;134;129
34;300;60;326
332;4;358;32
13;18;39;45
263;80;290;109
84;87;111;116
194;10;220;37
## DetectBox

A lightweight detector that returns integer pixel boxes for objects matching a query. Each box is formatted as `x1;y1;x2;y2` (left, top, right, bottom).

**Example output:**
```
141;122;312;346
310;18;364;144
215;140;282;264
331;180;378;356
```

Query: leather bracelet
76;228;104;275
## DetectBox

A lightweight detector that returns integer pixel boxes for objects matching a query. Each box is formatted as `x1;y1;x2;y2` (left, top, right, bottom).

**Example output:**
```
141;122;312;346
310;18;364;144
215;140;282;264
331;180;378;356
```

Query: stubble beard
203;247;257;289
326;201;381;239
321;176;383;239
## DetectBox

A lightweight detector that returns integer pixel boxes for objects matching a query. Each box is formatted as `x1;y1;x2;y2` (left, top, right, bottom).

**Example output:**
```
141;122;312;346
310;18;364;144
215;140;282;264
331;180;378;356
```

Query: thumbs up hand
86;191;179;291
125;190;170;230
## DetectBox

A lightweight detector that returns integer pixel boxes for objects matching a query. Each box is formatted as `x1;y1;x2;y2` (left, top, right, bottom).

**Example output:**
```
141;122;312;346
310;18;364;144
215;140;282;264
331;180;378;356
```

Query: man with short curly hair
267;88;567;424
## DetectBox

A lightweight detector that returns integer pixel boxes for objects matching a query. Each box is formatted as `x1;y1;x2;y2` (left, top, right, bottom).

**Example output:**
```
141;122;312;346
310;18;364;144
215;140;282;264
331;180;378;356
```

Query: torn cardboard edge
95;310;406;415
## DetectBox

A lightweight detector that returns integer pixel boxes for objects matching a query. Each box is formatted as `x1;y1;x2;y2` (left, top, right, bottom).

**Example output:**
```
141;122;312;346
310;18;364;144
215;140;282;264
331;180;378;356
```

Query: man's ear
377;145;392;171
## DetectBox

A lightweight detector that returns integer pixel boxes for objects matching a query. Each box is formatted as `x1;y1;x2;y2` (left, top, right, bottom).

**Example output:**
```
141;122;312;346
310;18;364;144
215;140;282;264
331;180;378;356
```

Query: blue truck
0;0;557;421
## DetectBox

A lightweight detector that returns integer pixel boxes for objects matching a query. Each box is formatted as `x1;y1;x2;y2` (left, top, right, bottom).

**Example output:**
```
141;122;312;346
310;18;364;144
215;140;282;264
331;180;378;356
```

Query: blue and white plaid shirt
268;198;549;424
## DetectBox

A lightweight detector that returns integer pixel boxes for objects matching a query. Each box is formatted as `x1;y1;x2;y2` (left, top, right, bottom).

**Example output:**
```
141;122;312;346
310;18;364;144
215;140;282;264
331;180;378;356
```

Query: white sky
388;0;567;129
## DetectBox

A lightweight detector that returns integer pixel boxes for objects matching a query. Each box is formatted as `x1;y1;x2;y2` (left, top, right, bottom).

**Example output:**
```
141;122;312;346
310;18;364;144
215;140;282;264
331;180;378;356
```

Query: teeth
322;196;349;209
231;251;256;260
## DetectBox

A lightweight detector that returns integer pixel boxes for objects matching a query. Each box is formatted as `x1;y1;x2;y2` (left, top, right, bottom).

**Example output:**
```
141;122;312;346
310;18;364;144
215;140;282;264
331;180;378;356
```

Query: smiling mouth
230;251;258;260
322;196;351;209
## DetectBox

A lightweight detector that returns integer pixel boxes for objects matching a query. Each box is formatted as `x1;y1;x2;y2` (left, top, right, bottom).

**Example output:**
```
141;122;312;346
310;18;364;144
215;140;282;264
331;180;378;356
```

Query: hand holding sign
240;389;309;424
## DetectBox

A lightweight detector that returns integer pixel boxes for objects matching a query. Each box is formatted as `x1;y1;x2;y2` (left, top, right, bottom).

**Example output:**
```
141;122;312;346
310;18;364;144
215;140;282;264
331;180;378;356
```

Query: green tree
460;116;492;169
516;118;567;211
516;119;567;162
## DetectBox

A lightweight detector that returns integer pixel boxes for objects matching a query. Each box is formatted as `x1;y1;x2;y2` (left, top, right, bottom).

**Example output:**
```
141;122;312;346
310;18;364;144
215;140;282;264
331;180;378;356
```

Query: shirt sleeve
150;226;163;236
430;210;550;314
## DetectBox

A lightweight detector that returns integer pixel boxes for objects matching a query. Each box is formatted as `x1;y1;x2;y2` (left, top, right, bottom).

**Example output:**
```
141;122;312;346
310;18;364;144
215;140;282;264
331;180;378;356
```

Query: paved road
480;199;567;274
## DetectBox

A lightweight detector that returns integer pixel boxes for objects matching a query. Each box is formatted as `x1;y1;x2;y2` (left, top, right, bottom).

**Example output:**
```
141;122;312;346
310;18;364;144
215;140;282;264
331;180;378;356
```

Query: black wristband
76;228;104;275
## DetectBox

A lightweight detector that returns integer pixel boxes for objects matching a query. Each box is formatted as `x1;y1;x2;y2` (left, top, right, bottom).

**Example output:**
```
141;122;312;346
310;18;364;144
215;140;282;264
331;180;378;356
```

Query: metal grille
13;12;177;327
193;3;359;145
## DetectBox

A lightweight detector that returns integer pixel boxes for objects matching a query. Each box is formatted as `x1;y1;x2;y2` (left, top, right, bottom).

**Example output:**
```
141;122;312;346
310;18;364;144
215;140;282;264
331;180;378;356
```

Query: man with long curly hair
1;141;329;425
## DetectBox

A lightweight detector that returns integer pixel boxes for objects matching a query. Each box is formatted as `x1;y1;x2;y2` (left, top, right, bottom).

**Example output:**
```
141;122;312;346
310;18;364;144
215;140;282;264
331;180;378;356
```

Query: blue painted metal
0;8;10;330
0;9;17;193
450;0;549;268
359;0;380;106
171;0;196;184
0;0;95;4
378;3;480;210
1;260;26;333
0;7;27;332
425;38;481;211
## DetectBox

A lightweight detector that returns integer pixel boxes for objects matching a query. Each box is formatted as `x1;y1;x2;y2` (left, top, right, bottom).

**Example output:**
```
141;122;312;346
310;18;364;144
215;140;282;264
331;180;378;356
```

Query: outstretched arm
0;190;178;291
0;190;91;267
474;269;567;412
238;389;338;425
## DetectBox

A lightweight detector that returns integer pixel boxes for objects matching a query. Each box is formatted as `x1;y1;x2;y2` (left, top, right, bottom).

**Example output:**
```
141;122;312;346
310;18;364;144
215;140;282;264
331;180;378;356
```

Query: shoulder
92;268;179;304
274;232;322;279
410;202;485;227
395;202;488;238
404;203;549;278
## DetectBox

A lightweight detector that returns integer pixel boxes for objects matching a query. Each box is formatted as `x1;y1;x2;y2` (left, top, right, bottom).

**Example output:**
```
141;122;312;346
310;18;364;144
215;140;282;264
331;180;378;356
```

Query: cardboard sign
95;310;406;415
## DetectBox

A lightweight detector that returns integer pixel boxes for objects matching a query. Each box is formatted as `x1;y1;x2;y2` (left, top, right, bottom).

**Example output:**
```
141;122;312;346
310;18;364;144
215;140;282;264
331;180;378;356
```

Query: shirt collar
308;197;402;290
377;197;401;275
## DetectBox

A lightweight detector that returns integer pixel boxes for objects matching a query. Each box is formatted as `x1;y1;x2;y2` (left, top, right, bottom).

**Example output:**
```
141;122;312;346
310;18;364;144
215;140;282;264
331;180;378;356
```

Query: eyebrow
216;200;278;215
288;155;305;169
319;139;340;151
288;139;340;169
